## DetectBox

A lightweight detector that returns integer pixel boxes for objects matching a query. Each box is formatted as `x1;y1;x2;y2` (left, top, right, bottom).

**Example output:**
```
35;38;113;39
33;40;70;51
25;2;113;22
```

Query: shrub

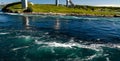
2;8;13;13
23;7;33;12
14;11;20;13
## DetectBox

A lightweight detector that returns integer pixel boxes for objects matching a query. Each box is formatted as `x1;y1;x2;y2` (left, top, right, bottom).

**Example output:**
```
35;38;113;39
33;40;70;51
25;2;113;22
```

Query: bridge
21;0;74;9
55;0;74;6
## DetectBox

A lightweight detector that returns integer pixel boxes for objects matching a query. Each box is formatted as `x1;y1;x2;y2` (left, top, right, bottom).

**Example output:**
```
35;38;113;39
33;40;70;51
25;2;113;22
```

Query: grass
4;2;120;16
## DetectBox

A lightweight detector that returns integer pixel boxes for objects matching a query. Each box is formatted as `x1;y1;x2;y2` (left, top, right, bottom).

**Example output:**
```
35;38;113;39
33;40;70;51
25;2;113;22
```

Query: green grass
8;4;23;12
4;3;120;16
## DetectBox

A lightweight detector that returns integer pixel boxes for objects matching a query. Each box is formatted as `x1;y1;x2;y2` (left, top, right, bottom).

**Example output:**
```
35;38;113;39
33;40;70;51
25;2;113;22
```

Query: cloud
95;4;120;7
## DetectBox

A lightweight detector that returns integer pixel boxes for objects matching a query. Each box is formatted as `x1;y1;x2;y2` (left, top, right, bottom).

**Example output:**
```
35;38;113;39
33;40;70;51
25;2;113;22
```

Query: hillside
2;2;120;16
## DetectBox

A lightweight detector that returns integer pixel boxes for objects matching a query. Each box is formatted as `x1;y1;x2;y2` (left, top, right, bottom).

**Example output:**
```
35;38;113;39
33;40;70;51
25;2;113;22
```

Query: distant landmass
1;2;120;17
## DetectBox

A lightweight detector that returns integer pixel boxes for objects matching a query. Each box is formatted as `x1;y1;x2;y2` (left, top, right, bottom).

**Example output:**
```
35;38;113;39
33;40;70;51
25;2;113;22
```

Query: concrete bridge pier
55;0;59;6
21;0;28;9
66;0;69;7
66;0;74;7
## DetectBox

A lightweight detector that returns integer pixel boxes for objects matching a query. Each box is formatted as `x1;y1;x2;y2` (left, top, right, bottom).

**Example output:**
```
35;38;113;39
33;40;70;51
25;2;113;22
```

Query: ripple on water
0;14;120;61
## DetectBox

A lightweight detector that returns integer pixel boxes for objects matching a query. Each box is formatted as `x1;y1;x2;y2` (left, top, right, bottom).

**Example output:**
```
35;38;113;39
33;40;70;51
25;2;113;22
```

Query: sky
0;0;120;7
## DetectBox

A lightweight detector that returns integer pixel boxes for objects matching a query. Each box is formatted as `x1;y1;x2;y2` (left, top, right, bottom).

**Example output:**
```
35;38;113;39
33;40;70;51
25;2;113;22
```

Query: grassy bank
3;2;120;16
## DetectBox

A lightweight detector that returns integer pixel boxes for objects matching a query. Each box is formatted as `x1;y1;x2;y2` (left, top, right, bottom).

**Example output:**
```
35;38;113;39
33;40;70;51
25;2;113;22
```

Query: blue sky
0;0;120;7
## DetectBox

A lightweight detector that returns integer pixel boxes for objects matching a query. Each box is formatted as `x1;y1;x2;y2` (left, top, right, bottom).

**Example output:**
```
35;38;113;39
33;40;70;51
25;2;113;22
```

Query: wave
33;40;120;61
0;13;18;15
8;38;120;61
6;13;23;16
0;32;9;35
34;40;120;51
12;46;29;51
2;13;120;22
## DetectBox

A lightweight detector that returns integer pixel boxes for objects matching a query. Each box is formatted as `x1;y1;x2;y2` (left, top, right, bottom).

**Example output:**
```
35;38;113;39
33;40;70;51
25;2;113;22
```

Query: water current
0;13;120;61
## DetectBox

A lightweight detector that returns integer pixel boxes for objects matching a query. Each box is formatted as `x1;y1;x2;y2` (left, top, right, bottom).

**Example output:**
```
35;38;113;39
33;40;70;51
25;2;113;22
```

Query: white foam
84;18;99;20
35;40;74;48
44;32;49;35
116;45;120;48
0;32;9;35
35;38;120;61
84;54;97;60
106;57;110;61
17;35;31;39
59;16;82;20
12;46;29;51
35;40;103;51
35;40;120;52
4;13;23;16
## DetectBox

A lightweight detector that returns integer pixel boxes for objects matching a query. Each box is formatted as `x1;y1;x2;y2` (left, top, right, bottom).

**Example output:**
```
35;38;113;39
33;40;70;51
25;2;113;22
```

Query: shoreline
3;12;120;17
2;3;120;17
18;12;120;17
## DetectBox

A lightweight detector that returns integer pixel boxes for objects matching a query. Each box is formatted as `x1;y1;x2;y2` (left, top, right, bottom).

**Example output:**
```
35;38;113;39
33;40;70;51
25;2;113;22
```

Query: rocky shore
12;12;120;17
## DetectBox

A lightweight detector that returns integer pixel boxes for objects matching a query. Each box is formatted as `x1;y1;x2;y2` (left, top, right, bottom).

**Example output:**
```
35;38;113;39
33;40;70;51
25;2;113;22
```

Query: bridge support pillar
21;0;28;9
55;0;59;6
66;0;74;7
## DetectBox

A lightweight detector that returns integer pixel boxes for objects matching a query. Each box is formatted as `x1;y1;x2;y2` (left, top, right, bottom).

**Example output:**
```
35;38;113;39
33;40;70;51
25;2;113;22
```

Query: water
0;13;120;61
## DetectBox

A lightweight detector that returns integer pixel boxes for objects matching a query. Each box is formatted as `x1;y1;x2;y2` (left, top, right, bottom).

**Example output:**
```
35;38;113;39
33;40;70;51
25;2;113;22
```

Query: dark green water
0;13;120;61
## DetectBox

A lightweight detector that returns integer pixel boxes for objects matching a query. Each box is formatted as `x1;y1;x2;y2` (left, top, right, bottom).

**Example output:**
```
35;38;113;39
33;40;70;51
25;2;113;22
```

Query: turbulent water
0;13;120;61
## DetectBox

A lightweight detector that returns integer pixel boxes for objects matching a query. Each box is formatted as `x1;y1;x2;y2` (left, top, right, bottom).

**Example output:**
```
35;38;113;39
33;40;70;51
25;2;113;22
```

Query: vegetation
2;2;120;16
1;2;21;12
23;7;33;12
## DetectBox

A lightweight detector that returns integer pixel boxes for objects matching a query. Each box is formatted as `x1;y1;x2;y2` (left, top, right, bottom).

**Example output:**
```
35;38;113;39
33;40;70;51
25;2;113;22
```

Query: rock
14;11;20;13
2;8;13;13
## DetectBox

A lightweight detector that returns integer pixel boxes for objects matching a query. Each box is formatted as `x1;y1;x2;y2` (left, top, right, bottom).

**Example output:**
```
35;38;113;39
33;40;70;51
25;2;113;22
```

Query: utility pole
21;0;28;9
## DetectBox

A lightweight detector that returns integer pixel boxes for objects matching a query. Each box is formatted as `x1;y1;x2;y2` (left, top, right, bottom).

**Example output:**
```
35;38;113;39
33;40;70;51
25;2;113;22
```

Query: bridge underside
55;0;74;7
21;0;74;9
